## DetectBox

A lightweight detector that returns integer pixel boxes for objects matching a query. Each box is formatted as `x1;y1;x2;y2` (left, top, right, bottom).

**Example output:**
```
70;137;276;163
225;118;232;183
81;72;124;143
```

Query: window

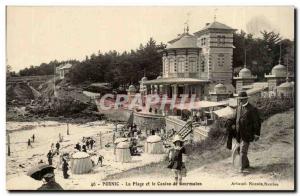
200;38;206;46
217;54;225;66
177;57;185;73
189;57;197;72
200;57;205;72
169;59;175;73
164;58;169;74
217;35;226;46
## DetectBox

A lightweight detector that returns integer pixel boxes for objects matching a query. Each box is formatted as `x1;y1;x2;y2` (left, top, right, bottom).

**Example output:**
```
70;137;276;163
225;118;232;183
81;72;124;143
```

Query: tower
194;21;236;85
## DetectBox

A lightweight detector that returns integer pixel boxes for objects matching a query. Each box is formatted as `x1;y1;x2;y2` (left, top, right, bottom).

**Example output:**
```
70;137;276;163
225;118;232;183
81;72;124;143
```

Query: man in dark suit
235;91;261;172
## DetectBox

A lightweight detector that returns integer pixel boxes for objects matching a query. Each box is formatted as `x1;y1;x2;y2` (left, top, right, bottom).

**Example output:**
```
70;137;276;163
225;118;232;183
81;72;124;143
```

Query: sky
6;6;294;72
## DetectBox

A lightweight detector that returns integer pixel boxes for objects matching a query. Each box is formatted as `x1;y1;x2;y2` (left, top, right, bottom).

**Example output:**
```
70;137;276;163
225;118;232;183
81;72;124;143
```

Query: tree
233;30;293;80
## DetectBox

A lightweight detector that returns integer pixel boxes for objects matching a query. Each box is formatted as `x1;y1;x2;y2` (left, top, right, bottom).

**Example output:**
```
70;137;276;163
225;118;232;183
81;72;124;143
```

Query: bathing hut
70;152;93;174
115;142;131;163
113;137;128;154
114;137;128;144
145;135;164;154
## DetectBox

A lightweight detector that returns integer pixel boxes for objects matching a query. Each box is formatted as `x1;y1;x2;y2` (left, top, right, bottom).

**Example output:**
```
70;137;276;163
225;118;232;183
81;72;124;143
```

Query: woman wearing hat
167;135;187;185
38;172;63;190
27;163;63;190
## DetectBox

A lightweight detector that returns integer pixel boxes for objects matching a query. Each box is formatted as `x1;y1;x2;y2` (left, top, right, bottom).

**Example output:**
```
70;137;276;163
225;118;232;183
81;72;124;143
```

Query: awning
143;77;209;85
174;101;228;110
213;106;236;119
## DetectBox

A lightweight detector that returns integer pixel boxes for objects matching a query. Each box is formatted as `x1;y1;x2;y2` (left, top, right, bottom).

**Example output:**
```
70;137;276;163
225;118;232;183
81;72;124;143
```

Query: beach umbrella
27;163;55;181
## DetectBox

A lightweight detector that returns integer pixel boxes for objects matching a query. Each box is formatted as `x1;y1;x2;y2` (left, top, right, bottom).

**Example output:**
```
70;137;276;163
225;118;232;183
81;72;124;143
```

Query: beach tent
145;135;164;154
114;137;128;144
115;142;131;163
213;106;236;119
70;152;93;174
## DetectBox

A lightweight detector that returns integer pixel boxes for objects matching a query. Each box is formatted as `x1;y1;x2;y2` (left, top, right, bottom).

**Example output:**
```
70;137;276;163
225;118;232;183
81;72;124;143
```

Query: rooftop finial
184;12;190;34
279;41;282;64
286;56;289;81
214;8;218;22
244;49;247;68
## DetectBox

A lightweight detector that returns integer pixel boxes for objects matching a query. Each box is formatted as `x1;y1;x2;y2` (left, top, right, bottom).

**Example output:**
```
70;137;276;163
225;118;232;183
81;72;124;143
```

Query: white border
1;0;299;195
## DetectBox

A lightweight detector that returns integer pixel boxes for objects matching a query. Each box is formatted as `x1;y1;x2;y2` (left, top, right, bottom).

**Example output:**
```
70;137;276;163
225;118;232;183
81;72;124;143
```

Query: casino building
142;21;236;100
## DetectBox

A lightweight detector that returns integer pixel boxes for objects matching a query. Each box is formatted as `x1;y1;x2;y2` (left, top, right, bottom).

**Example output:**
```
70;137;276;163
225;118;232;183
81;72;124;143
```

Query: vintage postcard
6;6;295;191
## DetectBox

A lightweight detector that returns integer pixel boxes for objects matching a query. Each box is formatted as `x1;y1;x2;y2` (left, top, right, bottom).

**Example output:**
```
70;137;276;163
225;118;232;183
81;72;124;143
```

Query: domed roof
141;76;148;81
157;76;162;79
271;64;287;77
128;85;136;92
214;83;227;94
239;67;252;78
167;34;198;49
278;81;294;89
116;141;130;149
146;135;162;143
72;152;90;159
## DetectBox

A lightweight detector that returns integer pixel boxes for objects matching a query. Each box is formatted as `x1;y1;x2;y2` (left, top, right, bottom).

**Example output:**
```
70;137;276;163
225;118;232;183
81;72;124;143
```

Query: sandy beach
6;120;166;190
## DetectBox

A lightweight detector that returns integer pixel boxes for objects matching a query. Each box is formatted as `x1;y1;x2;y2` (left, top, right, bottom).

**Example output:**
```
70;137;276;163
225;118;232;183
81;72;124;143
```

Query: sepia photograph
5;6;295;191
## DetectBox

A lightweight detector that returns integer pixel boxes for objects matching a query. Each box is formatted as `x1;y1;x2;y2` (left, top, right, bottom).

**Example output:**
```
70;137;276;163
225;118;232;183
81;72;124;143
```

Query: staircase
167;120;199;140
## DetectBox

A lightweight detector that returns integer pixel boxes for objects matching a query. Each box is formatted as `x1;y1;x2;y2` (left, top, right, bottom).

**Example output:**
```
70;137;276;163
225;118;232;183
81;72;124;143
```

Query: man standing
86;139;90;150
90;139;95;150
55;142;60;155
47;150;54;165
27;138;33;148
235;91;261;173
75;142;81;151
62;158;69;179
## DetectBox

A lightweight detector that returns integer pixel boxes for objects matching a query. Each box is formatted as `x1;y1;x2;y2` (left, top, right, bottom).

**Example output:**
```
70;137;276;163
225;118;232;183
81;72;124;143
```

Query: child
167;135;187;185
97;155;104;167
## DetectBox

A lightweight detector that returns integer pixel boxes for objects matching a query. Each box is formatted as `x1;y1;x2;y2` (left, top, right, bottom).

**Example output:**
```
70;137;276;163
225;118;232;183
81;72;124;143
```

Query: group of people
74;137;104;167
46;138;70;179
27;134;35;148
74;137;96;152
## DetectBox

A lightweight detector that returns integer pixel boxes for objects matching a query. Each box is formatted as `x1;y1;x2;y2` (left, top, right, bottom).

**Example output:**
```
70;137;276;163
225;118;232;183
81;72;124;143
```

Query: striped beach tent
70;152;93;174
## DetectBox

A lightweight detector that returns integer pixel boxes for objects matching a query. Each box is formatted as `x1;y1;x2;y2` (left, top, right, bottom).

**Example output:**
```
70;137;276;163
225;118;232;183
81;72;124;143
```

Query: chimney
206;23;210;26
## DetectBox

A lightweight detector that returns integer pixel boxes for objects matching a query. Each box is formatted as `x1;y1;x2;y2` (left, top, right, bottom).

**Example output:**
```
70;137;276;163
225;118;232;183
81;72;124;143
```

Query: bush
252;97;294;120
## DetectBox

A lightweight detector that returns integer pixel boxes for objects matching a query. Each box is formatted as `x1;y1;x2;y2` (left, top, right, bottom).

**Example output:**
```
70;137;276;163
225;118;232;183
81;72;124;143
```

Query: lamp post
67;122;69;135
99;131;102;149
7;133;10;156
